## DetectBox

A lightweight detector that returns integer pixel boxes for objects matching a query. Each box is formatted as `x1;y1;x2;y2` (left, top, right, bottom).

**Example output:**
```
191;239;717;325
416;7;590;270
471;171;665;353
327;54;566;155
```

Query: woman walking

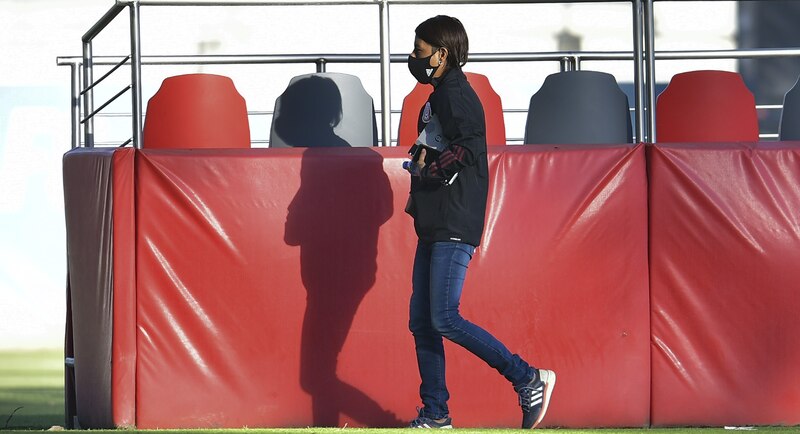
404;15;556;430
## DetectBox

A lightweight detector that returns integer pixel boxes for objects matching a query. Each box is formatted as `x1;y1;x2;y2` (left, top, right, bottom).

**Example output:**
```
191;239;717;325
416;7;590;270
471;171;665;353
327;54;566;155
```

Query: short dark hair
415;15;469;68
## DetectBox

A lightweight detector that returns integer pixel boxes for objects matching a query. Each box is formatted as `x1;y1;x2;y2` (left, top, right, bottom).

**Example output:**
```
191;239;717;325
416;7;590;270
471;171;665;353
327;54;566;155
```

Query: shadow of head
274;75;349;148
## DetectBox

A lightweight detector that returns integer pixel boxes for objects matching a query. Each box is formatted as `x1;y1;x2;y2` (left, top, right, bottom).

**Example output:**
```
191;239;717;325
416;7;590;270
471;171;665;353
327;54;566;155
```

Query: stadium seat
143;73;251;149
779;75;800;141
524;70;632;145
397;72;506;147
270;72;378;147
656;70;759;143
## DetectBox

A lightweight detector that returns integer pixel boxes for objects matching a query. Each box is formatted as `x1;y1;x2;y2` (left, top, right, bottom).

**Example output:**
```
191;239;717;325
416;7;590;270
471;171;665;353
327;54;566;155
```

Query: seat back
779;75;800;141
397;72;506;147
270;72;377;148
143;74;251;149
524;70;632;145
656;70;758;143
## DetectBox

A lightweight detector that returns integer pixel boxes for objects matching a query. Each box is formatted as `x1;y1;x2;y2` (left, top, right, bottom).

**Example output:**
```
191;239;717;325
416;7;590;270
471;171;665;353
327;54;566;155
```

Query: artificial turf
1;350;798;433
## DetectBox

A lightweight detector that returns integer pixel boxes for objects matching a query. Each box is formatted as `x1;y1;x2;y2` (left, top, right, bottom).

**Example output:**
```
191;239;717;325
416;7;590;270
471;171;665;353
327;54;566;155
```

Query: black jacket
406;68;489;247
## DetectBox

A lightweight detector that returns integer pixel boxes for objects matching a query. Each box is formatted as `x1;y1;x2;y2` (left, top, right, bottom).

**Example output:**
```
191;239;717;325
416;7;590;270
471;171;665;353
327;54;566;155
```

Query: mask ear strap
438;47;449;66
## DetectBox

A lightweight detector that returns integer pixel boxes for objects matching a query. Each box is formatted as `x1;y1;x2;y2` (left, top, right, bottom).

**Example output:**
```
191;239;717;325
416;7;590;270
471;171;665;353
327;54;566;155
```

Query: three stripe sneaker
409;408;453;429
516;368;556;429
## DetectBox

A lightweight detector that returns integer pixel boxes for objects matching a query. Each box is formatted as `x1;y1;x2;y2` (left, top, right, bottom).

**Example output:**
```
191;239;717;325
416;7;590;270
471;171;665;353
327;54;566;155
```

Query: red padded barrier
111;148;136;427
649;142;800;426
143;74;251;149
397;72;507;147
656;70;759;143
132;144;649;429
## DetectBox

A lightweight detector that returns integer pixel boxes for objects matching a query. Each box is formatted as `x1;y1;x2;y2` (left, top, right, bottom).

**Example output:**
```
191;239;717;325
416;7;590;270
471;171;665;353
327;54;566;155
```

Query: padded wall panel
132;144;649;429
649;142;800;426
134;148;410;428
111;148;136;427
450;144;650;428
63;148;115;428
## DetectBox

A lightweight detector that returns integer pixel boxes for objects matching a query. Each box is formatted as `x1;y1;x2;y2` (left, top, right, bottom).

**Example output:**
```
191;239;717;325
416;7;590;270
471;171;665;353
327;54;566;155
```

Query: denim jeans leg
428;241;534;388
409;242;450;419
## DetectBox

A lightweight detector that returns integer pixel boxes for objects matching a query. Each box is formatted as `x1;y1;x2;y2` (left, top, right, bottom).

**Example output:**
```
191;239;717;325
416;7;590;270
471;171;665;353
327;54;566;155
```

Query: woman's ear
438;47;449;65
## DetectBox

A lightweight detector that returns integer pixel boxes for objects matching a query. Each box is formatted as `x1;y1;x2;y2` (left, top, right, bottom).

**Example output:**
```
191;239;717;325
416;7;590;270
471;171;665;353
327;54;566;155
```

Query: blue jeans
409;241;535;419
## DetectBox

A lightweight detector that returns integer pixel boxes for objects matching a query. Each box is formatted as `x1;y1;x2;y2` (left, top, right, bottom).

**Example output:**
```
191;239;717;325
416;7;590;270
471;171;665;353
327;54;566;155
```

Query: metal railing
57;51;633;147
58;0;800;149
62;0;650;149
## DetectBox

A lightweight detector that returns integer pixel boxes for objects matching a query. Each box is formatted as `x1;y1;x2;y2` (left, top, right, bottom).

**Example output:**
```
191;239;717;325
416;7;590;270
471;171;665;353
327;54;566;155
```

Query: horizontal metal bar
654;47;800;60
134;0;379;5
81;55;131;96
91;141;130;146
380;0;628;4
73;105;791;121
58;46;800;68
102;137;668;146
81;85;132;124
83;3;127;42
118;0;777;7
57;59;82;67
56;52;626;66
123;0;631;6
82;112;131;118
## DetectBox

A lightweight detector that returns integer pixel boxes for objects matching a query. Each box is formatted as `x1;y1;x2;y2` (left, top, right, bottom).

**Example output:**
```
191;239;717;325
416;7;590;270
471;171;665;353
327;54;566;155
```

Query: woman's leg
409;242;450;419
428;241;535;388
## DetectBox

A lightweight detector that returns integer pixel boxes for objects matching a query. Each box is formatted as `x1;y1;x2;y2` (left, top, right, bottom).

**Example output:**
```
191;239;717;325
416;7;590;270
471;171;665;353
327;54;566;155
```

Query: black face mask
408;53;440;85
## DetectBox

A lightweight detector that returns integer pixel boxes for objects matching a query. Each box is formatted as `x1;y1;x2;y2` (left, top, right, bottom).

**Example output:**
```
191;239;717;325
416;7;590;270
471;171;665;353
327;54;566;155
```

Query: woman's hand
415;148;427;172
405;148;427;177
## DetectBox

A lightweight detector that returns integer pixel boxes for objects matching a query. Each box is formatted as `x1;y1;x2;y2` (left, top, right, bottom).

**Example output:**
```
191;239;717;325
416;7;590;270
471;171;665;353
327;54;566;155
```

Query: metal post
378;0;392;146
559;57;572;72
69;63;81;149
130;1;144;149
82;41;95;148
632;0;645;143
316;58;327;73
643;0;656;142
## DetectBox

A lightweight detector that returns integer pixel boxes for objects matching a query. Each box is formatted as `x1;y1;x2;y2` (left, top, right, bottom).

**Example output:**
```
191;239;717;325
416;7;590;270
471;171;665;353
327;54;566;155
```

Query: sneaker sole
532;369;556;429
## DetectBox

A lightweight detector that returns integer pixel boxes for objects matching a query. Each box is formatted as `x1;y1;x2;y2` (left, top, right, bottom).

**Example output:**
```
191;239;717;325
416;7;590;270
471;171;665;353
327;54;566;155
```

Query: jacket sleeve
419;94;482;183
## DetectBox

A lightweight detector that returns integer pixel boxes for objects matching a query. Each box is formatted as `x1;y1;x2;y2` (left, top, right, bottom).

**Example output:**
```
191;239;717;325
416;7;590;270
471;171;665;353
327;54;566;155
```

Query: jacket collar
432;67;465;88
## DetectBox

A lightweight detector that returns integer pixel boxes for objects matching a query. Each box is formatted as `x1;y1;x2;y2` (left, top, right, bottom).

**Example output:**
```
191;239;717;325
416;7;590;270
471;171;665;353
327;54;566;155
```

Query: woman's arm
417;97;481;183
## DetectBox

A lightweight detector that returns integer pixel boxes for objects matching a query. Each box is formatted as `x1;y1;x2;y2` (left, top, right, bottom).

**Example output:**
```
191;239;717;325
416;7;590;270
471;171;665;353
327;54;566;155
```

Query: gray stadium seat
270;72;378;148
524;70;632;145
779;75;800;141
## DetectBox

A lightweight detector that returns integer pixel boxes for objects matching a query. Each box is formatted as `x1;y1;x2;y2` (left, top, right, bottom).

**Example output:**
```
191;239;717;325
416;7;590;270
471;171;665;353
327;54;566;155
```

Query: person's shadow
273;75;361;148
279;76;401;427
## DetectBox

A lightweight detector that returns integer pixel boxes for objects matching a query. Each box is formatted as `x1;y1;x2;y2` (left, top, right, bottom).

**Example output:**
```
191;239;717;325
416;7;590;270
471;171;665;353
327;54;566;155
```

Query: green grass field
0;349;64;430
1;350;798;433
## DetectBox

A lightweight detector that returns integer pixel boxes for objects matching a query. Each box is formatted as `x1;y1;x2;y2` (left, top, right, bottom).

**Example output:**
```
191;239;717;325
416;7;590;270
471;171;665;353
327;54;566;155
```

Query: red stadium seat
656;70;758;143
397;72;506;147
143;74;251;149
